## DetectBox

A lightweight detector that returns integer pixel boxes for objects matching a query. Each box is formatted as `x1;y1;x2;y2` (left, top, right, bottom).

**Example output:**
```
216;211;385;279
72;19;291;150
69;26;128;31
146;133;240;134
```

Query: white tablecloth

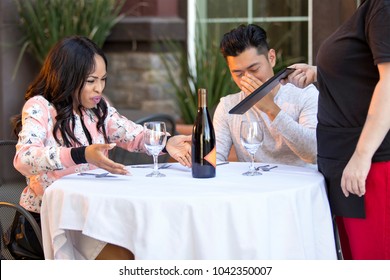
41;162;337;259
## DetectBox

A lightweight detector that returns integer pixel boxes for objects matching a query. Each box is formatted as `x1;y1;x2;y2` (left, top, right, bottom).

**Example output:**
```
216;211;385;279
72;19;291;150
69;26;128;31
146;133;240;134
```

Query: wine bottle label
204;147;216;168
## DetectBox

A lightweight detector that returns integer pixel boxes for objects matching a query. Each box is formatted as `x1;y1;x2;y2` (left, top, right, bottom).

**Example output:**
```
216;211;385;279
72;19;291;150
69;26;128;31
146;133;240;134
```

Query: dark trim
104;16;186;52
107;16;186;42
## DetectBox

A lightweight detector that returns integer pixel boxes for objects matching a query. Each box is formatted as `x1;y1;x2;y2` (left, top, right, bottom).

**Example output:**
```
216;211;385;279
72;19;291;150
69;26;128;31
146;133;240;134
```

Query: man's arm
213;100;234;162
270;85;318;164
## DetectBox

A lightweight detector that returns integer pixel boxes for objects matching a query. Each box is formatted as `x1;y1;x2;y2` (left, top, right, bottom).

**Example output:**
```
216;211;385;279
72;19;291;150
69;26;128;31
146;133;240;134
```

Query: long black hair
12;36;109;147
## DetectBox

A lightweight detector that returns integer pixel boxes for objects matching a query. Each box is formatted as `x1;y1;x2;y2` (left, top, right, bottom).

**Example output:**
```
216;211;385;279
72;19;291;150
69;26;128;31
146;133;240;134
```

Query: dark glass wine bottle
191;88;216;178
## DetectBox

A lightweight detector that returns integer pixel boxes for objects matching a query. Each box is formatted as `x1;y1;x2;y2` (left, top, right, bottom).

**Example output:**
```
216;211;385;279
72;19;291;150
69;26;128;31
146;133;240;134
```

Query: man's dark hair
220;24;269;59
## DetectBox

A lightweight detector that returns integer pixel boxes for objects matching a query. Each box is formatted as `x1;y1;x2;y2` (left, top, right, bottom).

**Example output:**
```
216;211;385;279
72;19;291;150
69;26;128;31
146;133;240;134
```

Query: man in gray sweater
214;24;318;167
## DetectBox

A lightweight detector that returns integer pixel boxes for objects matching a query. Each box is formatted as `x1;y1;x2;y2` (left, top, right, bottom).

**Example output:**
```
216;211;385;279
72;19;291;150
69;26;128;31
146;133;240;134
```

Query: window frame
187;0;313;68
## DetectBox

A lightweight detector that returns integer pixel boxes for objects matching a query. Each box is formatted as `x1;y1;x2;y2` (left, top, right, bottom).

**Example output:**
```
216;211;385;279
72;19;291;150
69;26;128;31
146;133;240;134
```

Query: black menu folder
229;67;295;114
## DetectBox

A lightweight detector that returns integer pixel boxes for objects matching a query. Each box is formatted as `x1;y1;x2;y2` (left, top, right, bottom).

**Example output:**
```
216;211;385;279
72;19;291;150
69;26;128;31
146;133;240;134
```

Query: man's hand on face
240;73;281;120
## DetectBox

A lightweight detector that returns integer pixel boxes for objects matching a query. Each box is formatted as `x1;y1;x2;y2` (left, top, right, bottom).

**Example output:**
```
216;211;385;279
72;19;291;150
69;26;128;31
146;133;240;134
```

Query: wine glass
240;120;264;176
143;121;168;177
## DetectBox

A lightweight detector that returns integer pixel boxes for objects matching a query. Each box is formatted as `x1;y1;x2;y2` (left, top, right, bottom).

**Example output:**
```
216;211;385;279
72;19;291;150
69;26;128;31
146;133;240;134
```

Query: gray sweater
213;83;319;167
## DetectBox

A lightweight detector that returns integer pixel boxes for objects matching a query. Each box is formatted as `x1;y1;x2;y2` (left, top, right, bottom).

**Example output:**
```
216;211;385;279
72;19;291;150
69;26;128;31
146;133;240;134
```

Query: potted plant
12;0;126;77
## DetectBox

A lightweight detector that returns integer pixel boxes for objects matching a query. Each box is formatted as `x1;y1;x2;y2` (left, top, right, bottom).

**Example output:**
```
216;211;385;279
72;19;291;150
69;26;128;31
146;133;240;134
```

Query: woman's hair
220;24;269;59
12;36;109;147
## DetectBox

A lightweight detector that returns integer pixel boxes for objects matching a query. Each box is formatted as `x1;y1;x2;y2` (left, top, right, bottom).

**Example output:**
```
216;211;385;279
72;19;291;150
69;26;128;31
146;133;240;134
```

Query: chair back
109;113;177;165
0;202;44;260
0;140;43;259
0;140;26;204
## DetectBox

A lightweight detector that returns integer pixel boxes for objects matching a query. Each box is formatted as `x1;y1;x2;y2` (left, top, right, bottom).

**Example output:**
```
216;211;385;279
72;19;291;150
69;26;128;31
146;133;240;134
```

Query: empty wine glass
240;120;264;176
143;121;167;177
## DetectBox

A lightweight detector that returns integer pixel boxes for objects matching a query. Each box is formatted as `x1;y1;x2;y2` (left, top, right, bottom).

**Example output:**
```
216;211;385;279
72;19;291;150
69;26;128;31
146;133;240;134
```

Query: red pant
336;161;390;259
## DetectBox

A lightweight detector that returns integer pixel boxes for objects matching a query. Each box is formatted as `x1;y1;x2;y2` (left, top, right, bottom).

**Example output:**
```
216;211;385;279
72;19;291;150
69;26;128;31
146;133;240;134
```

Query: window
188;0;312;68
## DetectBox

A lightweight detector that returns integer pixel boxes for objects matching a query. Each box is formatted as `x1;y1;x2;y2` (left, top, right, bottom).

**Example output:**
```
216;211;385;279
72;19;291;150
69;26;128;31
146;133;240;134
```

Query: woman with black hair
12;35;192;259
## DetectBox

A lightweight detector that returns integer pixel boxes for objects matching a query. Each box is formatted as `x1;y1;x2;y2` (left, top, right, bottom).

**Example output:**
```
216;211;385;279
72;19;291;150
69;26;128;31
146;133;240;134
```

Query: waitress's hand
341;151;371;197
280;63;317;88
166;135;192;167
85;143;129;175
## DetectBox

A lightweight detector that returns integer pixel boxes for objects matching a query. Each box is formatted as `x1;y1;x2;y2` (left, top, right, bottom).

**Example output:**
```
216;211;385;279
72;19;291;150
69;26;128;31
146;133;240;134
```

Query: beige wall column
312;0;358;64
0;0;38;140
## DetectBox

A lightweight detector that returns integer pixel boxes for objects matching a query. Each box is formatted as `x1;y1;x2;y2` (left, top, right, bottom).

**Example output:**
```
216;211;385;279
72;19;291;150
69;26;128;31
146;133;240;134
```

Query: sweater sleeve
270;85;318;164
213;98;234;162
14;97;75;177
105;107;148;153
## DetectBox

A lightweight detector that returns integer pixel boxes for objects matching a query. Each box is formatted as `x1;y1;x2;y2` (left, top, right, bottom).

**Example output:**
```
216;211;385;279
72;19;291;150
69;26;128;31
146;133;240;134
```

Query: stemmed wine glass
143;121;167;177
240;120;264;176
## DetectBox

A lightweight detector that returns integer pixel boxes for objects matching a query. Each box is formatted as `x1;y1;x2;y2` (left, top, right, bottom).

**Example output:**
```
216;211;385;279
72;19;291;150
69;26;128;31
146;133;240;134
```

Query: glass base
242;170;262;176
146;171;166;177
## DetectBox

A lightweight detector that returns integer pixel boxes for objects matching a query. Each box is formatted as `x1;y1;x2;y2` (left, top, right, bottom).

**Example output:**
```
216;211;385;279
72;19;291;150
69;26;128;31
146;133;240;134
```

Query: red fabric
336;161;390;259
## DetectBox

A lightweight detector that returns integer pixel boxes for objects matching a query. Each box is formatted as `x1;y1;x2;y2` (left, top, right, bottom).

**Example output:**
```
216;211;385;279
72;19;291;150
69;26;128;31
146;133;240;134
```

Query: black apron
316;123;365;218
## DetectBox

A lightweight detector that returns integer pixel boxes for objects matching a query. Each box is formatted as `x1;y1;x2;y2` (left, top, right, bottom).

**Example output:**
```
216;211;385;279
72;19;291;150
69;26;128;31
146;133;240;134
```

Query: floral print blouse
14;96;147;213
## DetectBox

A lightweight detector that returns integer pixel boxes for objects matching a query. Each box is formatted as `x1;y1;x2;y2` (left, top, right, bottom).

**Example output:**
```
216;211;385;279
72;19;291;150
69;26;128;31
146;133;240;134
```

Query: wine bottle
191;88;216;178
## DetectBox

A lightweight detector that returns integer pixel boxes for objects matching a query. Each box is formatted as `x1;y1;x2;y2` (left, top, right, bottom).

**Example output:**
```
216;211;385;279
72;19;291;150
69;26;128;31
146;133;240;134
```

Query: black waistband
317;123;390;162
316;123;362;161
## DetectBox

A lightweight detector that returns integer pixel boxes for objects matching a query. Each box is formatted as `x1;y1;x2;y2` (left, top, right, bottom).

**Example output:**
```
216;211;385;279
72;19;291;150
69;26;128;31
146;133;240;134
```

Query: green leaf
12;0;126;75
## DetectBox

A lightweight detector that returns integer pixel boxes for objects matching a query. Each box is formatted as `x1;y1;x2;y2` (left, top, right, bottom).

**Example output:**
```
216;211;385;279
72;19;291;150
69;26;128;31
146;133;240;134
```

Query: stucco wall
0;0;185;140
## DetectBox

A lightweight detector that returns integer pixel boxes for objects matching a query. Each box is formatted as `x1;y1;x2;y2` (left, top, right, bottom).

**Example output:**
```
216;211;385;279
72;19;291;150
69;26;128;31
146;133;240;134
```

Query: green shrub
13;0;125;77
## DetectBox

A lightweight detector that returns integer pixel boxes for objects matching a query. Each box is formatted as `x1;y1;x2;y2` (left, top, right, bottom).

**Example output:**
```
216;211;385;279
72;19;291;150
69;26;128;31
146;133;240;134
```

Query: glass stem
249;153;255;172
153;154;159;173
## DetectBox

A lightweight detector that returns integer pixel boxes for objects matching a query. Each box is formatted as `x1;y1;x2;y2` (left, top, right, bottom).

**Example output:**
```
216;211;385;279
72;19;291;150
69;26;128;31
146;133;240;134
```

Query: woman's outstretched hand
85;143;129;175
166;135;192;167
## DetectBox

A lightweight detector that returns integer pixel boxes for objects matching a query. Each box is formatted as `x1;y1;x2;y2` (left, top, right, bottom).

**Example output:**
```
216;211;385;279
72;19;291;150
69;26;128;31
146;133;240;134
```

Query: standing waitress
283;0;390;259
